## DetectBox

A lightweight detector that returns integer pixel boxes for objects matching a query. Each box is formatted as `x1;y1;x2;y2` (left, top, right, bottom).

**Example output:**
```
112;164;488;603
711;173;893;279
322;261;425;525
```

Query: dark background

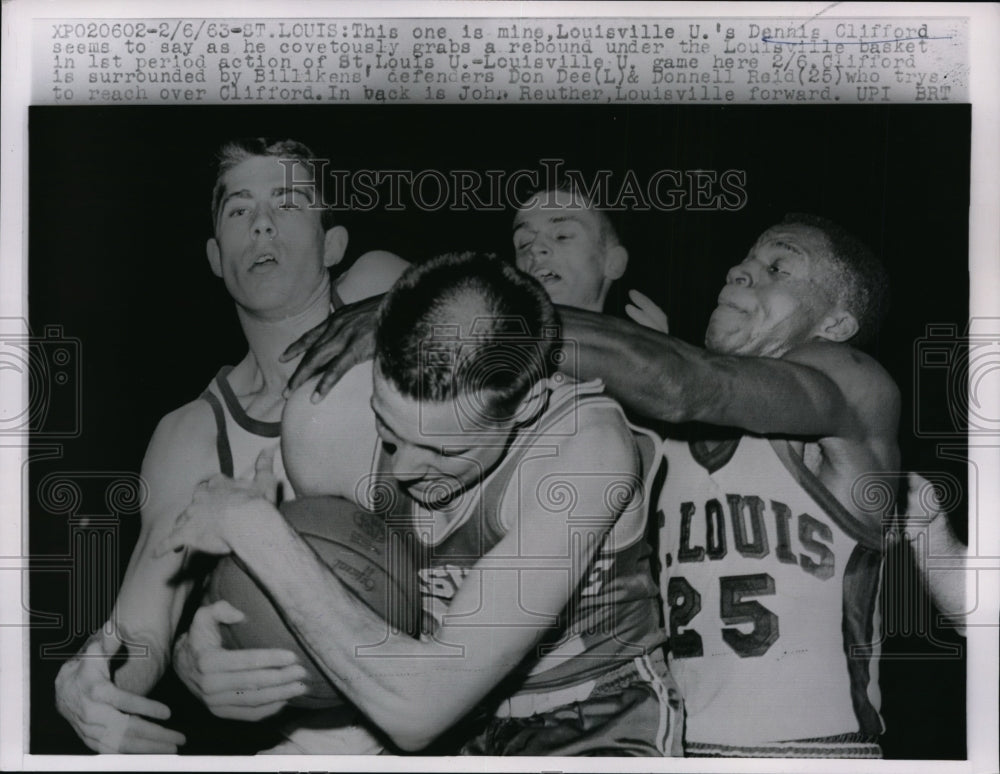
28;104;969;758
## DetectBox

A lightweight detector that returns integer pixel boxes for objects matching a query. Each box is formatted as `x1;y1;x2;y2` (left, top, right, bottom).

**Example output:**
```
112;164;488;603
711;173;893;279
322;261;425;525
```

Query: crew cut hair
375;252;560;423
525;177;622;248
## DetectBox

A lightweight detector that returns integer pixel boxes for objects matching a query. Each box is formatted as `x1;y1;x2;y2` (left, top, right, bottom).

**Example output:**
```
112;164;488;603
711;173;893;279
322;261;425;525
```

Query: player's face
513;192;613;311
371;370;514;509
209;156;332;318
705;225;839;357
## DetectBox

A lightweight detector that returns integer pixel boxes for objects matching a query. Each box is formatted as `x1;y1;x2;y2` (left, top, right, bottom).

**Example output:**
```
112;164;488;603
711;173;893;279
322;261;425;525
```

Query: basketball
205;495;422;709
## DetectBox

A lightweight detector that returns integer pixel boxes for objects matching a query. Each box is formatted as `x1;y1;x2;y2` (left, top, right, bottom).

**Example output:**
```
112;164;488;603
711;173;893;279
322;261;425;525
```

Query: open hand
155;449;278;558
173;600;307;721
625;289;669;334
55;635;186;753
281;295;380;401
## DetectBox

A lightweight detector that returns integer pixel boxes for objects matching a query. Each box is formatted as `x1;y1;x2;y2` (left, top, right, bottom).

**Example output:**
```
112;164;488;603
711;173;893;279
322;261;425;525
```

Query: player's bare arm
54;399;218;752
156;413;635;752
335;249;409;305
560;306;898;440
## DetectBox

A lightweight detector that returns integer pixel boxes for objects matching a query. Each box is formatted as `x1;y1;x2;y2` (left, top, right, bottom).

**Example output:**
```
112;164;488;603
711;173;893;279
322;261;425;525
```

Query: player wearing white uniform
54;138;407;753
157;252;682;756
553;214;899;756
656;435;883;755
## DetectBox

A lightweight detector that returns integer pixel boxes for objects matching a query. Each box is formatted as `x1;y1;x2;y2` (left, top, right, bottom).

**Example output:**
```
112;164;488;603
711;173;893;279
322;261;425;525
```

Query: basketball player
553;213;900;757
284;215;914;756
512;185;628;313
157;252;683;756
54;138;407;753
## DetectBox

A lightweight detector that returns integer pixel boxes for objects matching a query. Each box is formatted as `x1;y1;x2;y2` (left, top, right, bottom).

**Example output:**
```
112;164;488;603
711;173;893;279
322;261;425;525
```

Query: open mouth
251;252;278;268
533;268;561;283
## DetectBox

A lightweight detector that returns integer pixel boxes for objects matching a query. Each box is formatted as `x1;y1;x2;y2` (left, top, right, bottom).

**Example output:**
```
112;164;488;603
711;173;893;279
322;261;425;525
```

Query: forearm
558;307;853;434
231;504;471;749
558;306;712;423
102;533;192;694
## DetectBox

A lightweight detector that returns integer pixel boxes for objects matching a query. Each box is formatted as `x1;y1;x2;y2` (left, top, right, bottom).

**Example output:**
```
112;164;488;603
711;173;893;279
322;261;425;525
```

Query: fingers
197;647;303;675
212;699;295;722
253;448;279;499
97;681;173;721
624;303;648;327
627;289;669;333
287;322;344;393
196;599;245;627
116;716;187;754
210;680;308;710
312;356;353;402
279;317;328;363
152;527;186;559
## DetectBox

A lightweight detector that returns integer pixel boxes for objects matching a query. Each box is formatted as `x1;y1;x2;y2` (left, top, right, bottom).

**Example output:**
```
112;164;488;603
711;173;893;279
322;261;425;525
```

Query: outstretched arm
558;306;898;441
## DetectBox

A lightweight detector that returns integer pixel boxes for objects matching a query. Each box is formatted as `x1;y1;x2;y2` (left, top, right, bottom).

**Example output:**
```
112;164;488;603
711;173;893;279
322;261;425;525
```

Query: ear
512;378;549;428
323;225;349;268
604;244;629;281
206;238;222;278
816;310;859;343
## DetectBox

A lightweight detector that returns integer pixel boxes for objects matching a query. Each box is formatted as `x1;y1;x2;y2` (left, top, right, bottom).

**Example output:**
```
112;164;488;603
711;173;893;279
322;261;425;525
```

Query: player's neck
235;277;333;396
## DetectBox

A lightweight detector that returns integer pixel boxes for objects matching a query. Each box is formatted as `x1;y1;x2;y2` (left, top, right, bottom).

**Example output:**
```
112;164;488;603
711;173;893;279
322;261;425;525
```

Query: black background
28;104;969;758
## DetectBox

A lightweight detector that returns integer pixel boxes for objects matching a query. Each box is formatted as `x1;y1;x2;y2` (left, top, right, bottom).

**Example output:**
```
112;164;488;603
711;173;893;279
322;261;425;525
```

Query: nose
388;444;434;484
529;237;551;260
251;206;276;240
726;262;753;287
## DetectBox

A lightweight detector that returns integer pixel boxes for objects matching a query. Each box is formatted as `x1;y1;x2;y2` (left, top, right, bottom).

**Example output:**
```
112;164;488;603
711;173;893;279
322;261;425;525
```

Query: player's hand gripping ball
205;496;422;709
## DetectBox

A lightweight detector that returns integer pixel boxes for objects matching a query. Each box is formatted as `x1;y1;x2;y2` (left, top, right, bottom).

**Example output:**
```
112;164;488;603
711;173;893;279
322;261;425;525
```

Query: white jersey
656;434;883;756
200;366;293;499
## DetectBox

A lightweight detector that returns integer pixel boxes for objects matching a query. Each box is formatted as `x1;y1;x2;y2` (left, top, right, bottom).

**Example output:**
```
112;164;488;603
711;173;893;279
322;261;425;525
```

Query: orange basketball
205;495;422;709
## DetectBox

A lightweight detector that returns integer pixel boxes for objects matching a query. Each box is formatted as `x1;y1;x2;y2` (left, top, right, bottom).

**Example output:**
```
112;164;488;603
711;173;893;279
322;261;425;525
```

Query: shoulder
784;341;900;426
335;250;410;304
140;398;219;526
527;394;637;478
281;362;377;497
143;398;217;468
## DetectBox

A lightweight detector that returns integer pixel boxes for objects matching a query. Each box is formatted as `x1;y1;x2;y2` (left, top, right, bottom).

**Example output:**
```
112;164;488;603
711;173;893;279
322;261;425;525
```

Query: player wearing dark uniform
158;252;683;756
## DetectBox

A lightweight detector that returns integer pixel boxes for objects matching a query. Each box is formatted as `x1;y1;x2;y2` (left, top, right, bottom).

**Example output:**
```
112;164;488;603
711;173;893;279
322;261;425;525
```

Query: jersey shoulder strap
212;366;281;439
199;387;233;477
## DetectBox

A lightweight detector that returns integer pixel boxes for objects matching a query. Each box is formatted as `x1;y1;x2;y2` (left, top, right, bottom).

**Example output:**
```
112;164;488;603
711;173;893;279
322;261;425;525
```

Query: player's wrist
227;499;290;559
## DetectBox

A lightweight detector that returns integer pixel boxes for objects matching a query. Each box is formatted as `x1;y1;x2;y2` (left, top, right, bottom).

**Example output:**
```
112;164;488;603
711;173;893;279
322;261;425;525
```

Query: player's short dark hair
375;252;559;423
210;138;334;232
525;178;621;248
781;213;889;347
